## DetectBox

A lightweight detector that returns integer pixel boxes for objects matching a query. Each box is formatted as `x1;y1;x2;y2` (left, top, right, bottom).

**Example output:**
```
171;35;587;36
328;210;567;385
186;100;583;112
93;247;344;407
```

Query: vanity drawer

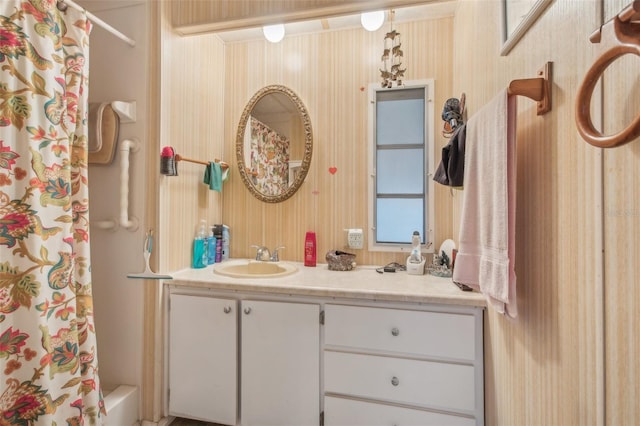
324;396;476;426
324;304;477;360
324;351;476;413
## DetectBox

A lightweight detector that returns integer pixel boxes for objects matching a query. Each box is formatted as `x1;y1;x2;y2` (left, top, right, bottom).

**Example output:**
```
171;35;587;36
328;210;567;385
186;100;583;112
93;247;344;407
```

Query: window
367;80;435;253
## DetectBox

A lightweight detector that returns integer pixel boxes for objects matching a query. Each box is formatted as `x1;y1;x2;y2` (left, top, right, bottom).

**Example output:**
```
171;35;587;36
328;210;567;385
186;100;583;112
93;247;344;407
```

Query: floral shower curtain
250;116;290;196
0;1;105;424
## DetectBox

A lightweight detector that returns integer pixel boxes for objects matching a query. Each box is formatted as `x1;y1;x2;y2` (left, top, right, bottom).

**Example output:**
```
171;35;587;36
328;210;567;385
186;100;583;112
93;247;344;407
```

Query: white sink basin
214;260;298;278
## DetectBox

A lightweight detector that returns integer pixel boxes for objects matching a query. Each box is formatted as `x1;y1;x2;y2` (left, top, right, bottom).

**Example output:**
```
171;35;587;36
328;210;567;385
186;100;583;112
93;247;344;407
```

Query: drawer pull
244;307;252;315
223;306;232;314
391;376;399;386
391;327;400;336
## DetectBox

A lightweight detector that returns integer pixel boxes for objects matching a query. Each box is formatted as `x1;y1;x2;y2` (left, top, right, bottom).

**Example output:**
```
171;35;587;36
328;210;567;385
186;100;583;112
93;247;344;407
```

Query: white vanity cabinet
166;272;485;426
167;291;320;426
168;294;238;424
323;303;484;426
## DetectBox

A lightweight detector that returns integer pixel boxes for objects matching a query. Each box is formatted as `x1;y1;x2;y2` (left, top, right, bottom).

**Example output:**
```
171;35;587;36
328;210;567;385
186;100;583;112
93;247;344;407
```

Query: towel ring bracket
575;0;640;148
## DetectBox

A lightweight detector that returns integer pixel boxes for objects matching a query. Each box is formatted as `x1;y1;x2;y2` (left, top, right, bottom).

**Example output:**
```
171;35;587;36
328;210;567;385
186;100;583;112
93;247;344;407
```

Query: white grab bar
119;138;139;230
94;137;139;231
95;218;118;230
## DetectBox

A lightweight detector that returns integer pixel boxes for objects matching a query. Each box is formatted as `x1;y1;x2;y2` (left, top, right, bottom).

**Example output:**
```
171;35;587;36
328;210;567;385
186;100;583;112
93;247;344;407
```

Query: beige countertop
168;260;486;308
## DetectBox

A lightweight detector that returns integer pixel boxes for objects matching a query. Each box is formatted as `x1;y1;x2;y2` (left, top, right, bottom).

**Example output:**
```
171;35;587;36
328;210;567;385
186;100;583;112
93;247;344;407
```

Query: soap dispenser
406;230;426;275
207;230;217;265
192;219;208;269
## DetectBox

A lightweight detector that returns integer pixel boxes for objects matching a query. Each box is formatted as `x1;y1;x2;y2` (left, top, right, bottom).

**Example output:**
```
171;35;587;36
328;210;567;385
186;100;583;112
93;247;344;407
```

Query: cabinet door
241;300;320;426
169;294;237;425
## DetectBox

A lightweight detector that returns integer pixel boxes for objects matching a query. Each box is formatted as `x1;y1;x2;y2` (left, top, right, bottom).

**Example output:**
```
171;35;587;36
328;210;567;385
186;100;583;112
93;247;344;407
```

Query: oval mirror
236;85;313;203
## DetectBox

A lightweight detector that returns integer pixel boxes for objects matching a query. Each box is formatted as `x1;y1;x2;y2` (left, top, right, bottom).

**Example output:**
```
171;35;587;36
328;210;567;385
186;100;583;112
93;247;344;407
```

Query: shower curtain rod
57;0;136;47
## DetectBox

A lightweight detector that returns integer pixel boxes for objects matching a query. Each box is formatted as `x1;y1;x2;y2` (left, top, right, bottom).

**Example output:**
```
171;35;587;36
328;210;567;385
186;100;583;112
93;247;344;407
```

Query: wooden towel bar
507;62;552;115
175;154;229;170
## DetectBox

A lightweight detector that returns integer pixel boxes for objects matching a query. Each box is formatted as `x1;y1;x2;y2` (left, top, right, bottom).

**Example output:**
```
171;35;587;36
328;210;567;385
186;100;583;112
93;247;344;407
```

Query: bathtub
103;385;139;425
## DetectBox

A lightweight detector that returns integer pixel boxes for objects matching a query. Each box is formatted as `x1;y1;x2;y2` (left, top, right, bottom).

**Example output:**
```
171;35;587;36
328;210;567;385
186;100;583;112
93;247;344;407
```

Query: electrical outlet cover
347;229;364;249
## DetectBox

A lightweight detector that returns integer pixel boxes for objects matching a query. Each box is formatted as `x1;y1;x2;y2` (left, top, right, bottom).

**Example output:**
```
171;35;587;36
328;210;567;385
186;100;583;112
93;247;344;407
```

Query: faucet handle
251;245;271;261
271;246;285;262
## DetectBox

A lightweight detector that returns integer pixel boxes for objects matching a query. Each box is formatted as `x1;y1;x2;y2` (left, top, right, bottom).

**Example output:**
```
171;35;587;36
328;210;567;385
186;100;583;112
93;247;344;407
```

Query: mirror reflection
236;85;313;203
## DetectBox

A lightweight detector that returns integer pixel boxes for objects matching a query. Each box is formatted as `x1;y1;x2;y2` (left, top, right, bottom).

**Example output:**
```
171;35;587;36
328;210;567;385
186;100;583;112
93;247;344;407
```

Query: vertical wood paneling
159;23;226;271
154;1;639;425
602;1;640;423
453;0;638;424
171;0;351;27
171;0;446;33
222;18;454;265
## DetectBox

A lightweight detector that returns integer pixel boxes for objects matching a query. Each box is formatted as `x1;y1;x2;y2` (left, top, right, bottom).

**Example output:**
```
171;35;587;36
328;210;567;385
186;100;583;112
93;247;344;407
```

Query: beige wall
159;3;226;271
452;0;600;423
159;11;455;270
156;0;639;424
602;1;639;422
452;0;638;424
222;17;454;267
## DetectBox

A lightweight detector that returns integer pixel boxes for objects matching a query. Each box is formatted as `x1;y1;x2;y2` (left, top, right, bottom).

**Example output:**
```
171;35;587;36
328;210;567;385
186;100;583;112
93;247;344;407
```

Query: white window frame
367;79;435;253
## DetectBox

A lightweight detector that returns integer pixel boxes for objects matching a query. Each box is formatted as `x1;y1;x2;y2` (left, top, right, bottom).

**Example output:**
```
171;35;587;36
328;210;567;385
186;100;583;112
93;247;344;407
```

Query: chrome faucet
251;245;271;261
251;245;285;262
270;246;285;262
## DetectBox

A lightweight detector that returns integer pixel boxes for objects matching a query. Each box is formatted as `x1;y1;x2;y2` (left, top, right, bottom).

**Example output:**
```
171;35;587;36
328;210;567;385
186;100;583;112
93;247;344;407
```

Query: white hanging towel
452;88;518;318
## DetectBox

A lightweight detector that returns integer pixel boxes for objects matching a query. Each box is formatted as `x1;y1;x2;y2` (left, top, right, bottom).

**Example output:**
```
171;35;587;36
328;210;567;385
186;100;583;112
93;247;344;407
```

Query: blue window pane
376;198;424;243
376;99;424;145
377;148;424;194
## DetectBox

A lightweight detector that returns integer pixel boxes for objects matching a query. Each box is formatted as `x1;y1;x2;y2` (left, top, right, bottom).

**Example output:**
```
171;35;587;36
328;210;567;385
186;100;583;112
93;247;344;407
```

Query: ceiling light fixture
360;10;385;31
263;24;285;43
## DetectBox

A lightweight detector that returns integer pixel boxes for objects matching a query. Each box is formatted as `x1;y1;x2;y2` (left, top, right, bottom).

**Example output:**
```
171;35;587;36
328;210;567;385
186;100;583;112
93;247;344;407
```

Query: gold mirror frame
236;85;313;203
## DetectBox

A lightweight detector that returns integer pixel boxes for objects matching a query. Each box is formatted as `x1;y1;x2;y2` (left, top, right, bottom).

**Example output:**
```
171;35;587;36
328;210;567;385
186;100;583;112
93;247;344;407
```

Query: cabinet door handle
391;327;400;336
244;307;252;315
223;306;232;314
391;376;399;386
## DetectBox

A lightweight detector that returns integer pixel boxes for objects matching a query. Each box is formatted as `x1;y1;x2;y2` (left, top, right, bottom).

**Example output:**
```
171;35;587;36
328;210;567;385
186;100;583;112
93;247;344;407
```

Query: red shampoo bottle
304;231;317;267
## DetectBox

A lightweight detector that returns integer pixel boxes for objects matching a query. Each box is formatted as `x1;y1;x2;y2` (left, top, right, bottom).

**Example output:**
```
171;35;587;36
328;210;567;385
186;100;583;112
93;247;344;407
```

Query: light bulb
263;24;285;43
360;10;385;31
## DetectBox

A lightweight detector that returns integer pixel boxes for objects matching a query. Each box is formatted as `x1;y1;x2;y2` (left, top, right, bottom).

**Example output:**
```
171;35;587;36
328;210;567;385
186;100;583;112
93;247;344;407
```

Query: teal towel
203;162;223;192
